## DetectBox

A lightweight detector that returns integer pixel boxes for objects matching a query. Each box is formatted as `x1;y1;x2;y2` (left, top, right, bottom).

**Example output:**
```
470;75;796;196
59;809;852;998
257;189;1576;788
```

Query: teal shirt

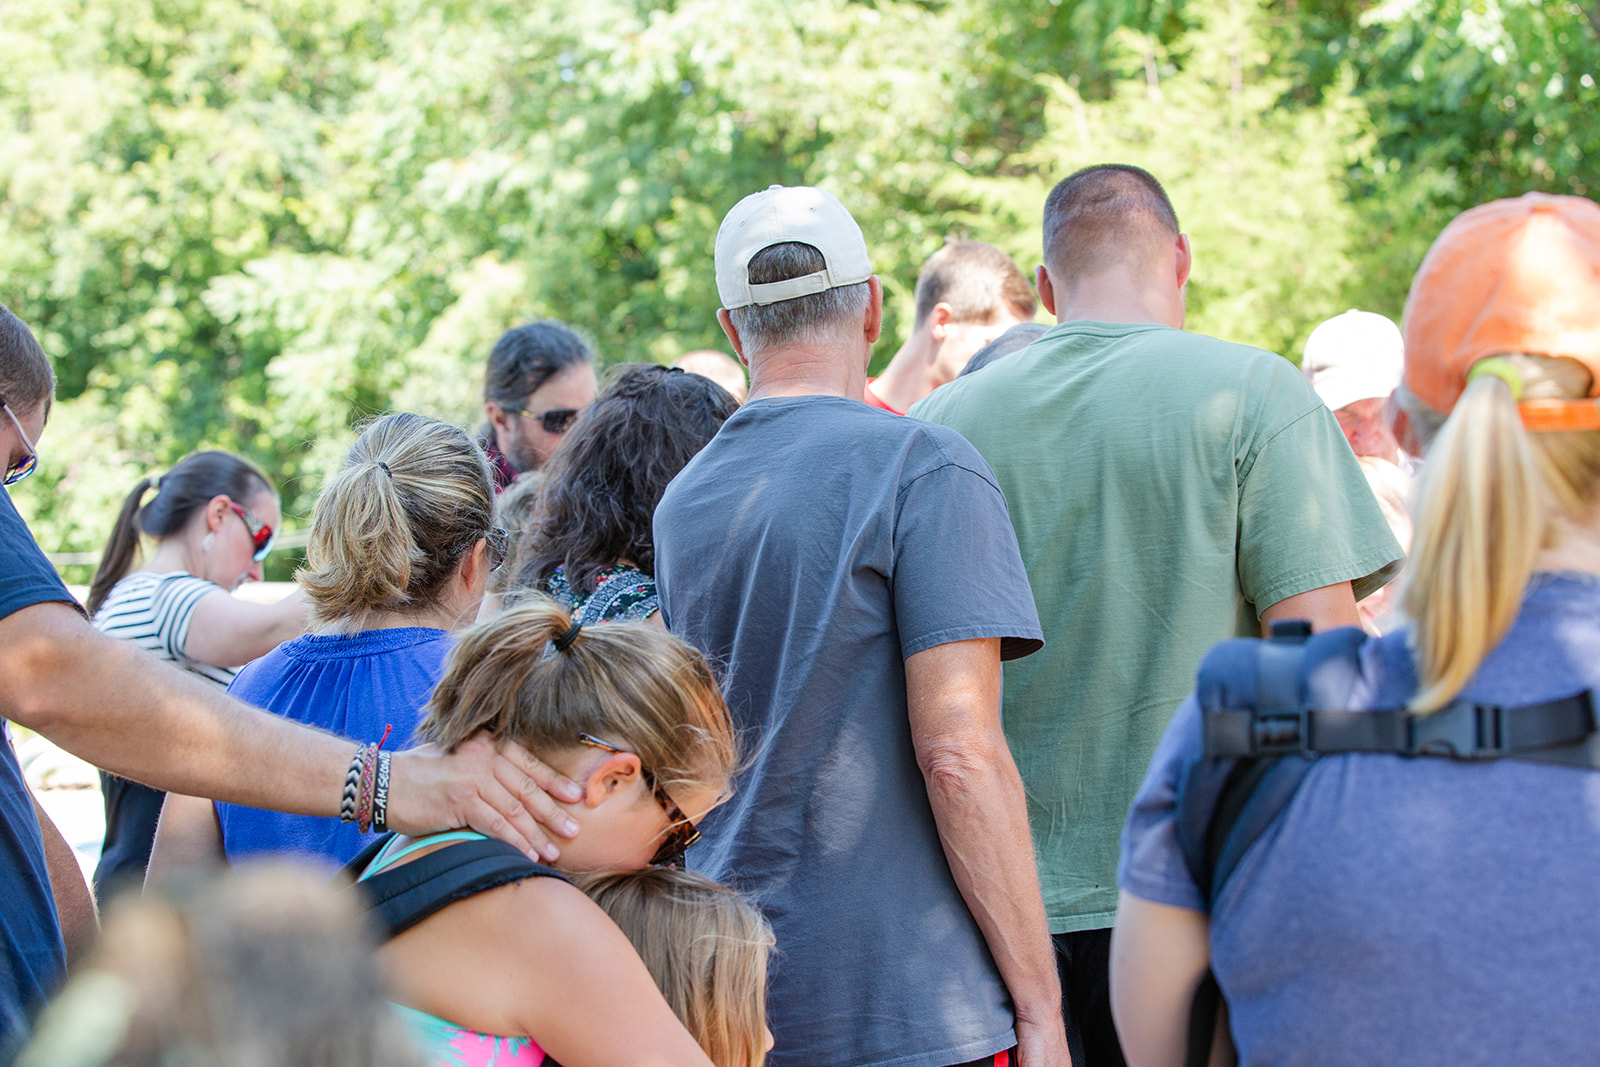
911;321;1403;931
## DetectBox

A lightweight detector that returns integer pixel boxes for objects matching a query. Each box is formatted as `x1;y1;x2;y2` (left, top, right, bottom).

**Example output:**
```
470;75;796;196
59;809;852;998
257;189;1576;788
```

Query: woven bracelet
339;745;366;824
355;742;380;834
371;751;392;835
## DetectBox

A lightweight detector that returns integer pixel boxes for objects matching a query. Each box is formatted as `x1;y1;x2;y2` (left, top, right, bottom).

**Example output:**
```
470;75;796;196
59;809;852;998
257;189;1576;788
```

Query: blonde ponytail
1403;354;1600;712
298;413;495;627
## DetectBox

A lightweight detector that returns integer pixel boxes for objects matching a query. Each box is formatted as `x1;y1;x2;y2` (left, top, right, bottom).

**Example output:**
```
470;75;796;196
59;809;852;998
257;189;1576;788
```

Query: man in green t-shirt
910;164;1402;1066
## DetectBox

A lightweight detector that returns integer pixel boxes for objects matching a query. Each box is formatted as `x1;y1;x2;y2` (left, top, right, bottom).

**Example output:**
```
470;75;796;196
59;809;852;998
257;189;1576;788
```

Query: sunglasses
576;732;702;868
510;406;581;435
1;396;39;487
228;501;275;562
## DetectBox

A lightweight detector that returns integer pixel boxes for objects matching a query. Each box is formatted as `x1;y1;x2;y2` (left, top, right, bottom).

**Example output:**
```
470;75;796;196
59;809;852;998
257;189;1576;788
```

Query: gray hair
726;243;871;353
1393;382;1448;452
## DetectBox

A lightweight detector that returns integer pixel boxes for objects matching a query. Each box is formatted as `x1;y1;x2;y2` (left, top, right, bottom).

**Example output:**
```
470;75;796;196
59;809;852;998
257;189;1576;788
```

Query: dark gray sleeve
891;461;1043;662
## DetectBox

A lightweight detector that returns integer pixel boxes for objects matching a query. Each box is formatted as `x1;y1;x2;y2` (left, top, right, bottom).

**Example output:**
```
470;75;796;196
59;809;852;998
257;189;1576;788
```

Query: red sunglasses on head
228;502;275;562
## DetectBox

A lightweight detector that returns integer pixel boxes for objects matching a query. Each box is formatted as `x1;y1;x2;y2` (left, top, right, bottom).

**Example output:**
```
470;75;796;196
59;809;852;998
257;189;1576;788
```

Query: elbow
916;730;1006;799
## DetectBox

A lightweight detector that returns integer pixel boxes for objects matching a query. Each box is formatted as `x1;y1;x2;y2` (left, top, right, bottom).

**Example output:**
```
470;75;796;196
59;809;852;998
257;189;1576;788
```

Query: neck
746;339;868;403
146;536;205;579
1536;513;1600;578
317;595;481;636
1055;268;1182;329
869;327;942;413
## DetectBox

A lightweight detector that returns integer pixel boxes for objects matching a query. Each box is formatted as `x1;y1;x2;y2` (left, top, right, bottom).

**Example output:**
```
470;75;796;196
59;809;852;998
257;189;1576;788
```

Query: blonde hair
1403;353;1600;712
420;598;736;802
20;864;421;1067
298;413;495;627
582;868;773;1067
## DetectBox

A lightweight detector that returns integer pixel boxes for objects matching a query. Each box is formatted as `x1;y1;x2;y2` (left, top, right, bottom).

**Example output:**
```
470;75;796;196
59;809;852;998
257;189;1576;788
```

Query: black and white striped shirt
91;571;238;689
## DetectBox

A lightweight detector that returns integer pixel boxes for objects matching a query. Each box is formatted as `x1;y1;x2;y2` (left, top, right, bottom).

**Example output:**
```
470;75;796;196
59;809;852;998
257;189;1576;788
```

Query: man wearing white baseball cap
1301;309;1407;464
654;185;1069;1067
1302;309;1416;633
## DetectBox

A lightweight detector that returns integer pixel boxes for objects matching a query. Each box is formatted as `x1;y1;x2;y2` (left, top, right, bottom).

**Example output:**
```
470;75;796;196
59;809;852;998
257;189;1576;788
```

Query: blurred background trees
3;0;1597;576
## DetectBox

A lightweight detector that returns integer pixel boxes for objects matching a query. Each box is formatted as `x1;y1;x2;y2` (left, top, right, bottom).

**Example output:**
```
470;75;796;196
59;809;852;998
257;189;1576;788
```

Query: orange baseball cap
1402;192;1600;427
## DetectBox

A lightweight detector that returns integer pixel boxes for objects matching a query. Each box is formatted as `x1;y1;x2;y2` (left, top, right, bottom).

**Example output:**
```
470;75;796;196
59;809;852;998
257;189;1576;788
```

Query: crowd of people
1;160;1597;1067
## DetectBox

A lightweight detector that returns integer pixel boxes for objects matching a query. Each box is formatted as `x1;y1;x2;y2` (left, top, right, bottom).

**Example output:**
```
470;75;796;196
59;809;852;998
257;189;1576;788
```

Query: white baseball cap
714;185;874;309
1301;309;1405;412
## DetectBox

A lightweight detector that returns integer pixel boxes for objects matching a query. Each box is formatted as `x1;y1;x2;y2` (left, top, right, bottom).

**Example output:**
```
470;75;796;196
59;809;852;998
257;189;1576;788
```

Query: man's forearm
2;602;349;815
921;732;1063;1024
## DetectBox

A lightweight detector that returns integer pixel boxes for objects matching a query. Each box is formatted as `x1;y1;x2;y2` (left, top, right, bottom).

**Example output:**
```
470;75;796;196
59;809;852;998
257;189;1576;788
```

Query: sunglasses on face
1;397;39;487
576;732;702;868
510;406;581;435
228;501;275;562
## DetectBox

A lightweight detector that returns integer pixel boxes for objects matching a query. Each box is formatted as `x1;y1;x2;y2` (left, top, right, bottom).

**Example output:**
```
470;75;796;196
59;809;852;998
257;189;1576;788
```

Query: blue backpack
1170;619;1600;1067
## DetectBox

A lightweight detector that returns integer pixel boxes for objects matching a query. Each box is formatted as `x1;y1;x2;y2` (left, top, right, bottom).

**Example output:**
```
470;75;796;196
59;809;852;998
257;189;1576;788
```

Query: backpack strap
340;836;571;941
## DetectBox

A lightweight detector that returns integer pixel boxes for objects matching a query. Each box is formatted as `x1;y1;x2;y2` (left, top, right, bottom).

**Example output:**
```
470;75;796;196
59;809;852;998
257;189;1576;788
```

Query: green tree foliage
1;0;1594;576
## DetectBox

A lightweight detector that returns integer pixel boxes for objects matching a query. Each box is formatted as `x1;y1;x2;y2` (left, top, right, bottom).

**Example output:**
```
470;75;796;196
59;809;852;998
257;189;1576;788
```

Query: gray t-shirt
655;395;1044;1067
1120;571;1600;1065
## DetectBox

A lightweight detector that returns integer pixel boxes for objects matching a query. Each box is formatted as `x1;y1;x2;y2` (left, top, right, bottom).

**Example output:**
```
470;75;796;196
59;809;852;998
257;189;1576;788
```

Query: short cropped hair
725;243;871;353
913;241;1036;328
1041;164;1181;285
0;305;55;417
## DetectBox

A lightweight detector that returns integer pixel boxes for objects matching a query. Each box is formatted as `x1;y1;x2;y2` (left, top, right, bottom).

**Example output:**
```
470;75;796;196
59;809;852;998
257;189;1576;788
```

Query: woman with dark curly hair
508;365;738;625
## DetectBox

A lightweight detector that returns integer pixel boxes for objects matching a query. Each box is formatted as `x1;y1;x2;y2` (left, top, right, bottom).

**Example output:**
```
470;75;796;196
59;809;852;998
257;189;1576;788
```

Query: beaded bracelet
372;751;392;835
339;745;366;824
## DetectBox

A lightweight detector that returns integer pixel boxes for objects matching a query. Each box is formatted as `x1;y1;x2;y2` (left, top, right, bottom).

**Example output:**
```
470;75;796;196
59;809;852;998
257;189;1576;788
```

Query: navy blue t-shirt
216;627;450;868
655;396;1043;1067
0;488;78;1060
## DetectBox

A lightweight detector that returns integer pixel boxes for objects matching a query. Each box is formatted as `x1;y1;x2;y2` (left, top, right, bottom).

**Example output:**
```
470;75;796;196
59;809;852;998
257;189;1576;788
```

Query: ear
718;309;748;366
927;302;955;342
581;751;646;809
456;537;490;599
204;495;231;532
1035;265;1058;318
1174;233;1193;291
485;400;514;437
863;276;884;345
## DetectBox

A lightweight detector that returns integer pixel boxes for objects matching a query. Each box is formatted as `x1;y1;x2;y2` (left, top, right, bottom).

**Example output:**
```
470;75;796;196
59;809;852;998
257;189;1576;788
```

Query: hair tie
553;620;583;653
1466;357;1525;401
147;474;161;494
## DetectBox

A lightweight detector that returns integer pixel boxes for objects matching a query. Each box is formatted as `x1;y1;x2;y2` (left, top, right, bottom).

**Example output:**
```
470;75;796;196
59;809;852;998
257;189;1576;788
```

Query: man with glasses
0;305;584;1059
479;320;597;489
655;187;1068;1067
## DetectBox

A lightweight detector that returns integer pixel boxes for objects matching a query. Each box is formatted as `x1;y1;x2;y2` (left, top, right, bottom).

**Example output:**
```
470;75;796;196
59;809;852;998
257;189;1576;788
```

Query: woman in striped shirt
86;450;310;895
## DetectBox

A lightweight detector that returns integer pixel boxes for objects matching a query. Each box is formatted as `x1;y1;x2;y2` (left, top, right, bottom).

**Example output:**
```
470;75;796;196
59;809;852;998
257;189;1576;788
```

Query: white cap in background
1301;309;1405;412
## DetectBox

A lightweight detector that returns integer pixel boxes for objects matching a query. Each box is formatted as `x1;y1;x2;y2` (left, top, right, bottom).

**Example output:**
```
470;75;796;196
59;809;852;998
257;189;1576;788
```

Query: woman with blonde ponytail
88;450;311;896
150;414;509;876
1112;193;1600;1066
347;598;741;1067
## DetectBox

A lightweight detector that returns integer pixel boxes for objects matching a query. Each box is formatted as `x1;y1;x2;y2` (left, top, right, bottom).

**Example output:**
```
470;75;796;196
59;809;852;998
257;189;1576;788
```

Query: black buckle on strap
1407;702;1506;759
1251;713;1307;754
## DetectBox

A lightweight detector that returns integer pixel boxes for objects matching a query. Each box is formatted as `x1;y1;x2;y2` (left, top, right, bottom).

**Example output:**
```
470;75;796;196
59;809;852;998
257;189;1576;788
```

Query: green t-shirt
911;321;1403;932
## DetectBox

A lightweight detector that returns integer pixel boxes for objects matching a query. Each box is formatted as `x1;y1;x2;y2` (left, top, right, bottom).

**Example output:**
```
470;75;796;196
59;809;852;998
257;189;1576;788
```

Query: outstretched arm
907;637;1070;1067
0;602;582;860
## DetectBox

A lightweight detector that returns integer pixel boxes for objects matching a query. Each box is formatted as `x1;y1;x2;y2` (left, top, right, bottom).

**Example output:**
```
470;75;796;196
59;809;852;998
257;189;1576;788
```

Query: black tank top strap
341;836;570;942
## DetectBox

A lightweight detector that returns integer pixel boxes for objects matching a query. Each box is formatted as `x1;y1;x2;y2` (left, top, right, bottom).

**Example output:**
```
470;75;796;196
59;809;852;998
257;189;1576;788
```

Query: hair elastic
1466;357;1525;401
553;620;583;653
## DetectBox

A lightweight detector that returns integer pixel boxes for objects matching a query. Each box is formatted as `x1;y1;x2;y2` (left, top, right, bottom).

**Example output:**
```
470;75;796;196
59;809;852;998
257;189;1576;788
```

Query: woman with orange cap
1109;192;1600;1066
